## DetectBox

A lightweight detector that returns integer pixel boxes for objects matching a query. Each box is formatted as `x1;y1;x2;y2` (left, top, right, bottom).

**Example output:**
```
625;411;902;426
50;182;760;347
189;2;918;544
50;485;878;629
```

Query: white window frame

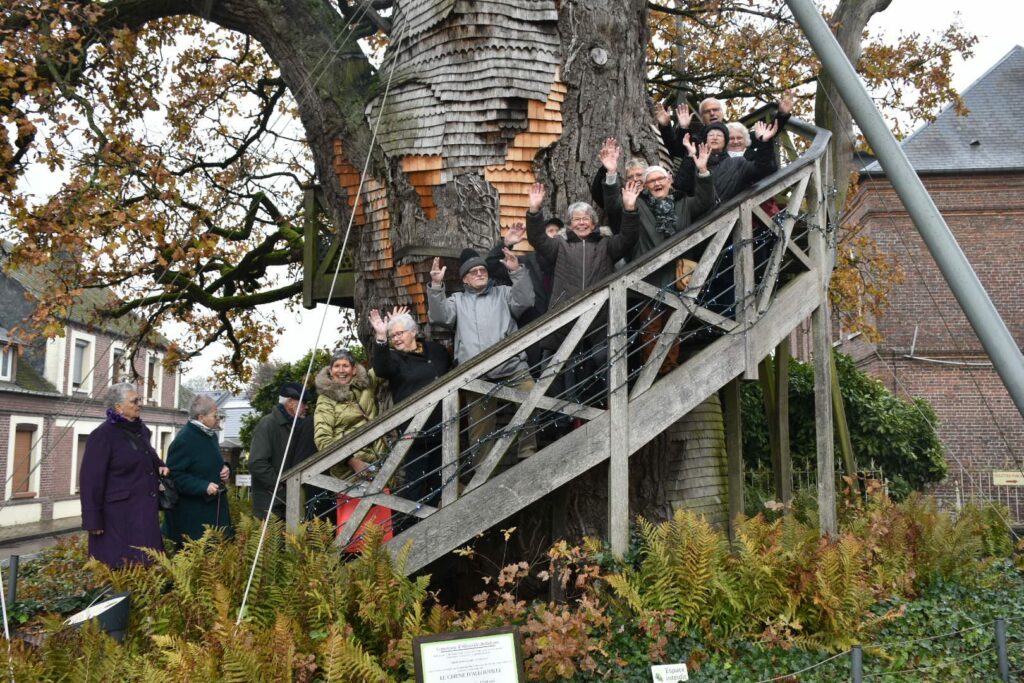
68;329;96;396
55;418;102;495
45;335;67;393
5;416;44;501
0;346;13;382
108;341;128;388
144;351;164;407
152;425;175;458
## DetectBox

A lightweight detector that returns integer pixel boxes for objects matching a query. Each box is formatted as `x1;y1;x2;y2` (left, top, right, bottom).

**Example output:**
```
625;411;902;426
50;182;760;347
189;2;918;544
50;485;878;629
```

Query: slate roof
864;45;1024;174
0;245;171;347
0;329;59;396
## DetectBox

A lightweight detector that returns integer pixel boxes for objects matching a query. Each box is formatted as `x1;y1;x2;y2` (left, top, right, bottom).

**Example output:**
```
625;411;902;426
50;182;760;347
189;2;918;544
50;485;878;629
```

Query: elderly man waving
428;246;537;474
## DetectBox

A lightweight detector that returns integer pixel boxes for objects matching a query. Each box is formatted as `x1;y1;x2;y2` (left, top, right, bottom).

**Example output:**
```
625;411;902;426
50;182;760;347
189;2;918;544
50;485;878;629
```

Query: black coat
372;339;451;404
79;419;166;568
163;421;232;546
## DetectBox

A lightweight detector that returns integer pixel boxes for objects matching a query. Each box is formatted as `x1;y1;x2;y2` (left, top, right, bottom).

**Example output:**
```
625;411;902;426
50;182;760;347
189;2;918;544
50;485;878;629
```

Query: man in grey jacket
427;247;537;467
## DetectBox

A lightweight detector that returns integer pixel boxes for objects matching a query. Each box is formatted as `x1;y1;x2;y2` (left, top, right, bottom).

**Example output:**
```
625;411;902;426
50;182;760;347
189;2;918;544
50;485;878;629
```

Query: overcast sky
181;1;1024;387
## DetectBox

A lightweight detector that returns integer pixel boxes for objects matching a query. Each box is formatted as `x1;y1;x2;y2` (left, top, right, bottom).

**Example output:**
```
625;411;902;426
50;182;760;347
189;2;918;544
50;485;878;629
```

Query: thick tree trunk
814;0;893;216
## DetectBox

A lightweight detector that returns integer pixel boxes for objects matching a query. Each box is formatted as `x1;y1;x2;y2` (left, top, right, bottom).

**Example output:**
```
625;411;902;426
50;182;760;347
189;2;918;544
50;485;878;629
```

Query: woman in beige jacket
313;349;384;479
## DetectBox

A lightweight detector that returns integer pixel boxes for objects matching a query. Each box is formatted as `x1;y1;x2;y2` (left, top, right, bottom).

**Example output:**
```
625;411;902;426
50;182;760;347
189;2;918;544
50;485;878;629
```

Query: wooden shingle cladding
368;1;560;179
485;79;566;243
331;1;562;324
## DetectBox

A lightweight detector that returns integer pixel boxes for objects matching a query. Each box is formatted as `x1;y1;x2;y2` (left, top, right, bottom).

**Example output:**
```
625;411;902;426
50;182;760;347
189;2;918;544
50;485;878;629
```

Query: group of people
79;97;790;568
79;384;231;568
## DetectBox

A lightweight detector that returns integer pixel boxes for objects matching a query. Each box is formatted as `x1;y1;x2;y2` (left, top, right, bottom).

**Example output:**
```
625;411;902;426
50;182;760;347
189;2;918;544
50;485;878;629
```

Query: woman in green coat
313;349;384;479
163;394;233;547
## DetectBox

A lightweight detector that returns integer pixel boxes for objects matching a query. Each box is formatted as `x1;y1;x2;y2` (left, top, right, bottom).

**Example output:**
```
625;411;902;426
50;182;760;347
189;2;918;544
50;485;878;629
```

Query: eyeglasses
123;397;142;405
465;266;488;277
389;329;411;340
645;175;668;185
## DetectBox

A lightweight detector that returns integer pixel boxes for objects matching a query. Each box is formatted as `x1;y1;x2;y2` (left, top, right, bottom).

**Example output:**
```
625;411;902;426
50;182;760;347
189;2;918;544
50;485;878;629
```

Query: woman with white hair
80;382;169;567
163;393;232;547
368;306;451;504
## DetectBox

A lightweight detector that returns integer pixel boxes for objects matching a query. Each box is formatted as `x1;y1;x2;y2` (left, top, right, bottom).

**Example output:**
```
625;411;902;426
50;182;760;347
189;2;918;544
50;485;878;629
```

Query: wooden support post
775;338;792;504
722;377;744;542
830;350;856;476
812;303;837;536
758;356;780;497
441;392;460;507
737;202;758;380
608;283;630;558
285;474;302;533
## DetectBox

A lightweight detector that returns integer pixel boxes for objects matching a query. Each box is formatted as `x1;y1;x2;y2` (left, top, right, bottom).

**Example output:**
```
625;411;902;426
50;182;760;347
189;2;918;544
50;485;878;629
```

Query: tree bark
814;0;893;217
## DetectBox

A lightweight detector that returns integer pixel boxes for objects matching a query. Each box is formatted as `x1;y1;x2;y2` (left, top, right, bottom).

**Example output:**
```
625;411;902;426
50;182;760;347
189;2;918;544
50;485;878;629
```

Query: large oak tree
0;0;973;380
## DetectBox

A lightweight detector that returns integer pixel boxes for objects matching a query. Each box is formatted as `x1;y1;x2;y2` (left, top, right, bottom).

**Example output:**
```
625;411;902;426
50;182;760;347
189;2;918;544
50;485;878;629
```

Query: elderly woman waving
163;394;233;548
313;349;384;479
79;383;169;568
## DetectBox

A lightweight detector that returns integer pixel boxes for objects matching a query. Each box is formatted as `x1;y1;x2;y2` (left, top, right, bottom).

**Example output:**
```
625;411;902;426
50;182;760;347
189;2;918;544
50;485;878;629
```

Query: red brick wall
841;171;1024;519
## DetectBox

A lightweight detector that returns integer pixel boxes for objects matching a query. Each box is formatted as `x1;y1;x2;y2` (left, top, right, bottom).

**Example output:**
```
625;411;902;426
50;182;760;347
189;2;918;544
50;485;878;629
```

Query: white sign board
414;627;524;683
993;471;1024;486
651;663;689;682
234;474;251;487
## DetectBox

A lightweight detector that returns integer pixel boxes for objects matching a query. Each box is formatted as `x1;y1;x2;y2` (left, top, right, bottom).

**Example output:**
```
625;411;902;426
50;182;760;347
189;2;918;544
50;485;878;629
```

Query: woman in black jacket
369;307;451;505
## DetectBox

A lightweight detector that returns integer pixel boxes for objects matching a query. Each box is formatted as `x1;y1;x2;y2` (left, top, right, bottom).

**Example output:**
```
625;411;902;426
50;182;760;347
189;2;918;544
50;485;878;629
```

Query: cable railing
283;114;833;574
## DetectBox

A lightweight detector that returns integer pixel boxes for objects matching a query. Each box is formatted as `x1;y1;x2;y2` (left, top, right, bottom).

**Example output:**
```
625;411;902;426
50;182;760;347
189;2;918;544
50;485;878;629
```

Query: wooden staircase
285;116;834;575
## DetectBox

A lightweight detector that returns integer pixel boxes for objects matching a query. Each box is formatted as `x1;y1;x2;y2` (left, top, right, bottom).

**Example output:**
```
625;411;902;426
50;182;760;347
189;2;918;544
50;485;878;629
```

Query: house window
145;352;163;406
12;425;37;498
0;346;13;382
111;346;126;384
75;433;89;493
69;331;95;395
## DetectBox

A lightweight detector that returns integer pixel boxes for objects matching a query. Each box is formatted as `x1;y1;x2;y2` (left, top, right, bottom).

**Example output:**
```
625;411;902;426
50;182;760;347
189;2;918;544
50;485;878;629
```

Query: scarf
190;419;219;438
643;193;677;238
106;407;133;425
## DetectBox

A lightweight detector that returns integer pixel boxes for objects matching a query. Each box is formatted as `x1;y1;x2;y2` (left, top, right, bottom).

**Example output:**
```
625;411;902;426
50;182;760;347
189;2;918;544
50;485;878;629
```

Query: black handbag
157;474;178;511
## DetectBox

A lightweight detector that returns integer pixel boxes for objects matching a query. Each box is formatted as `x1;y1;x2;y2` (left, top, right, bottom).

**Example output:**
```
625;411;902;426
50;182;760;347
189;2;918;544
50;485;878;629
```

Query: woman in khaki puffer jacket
313;350;384;479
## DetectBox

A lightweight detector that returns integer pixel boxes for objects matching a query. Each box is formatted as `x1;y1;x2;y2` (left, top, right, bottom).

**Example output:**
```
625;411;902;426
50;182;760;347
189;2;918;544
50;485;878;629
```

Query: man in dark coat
163;394;232;546
249;382;308;519
80;383;168;568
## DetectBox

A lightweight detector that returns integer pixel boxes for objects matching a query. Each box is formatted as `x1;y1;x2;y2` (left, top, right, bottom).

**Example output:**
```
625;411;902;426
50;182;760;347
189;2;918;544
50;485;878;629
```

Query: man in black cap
249;382;309;520
428;246;537;472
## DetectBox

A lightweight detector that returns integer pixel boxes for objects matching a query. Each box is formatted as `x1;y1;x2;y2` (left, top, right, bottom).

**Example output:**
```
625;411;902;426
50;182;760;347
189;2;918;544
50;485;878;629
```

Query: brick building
0;249;186;528
839;46;1024;520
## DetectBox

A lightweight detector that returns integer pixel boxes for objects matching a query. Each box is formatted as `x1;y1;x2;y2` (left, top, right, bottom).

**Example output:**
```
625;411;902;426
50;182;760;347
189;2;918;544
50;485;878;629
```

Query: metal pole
850;644;863;683
5;556;16;608
996;618;1009;682
784;0;1024;419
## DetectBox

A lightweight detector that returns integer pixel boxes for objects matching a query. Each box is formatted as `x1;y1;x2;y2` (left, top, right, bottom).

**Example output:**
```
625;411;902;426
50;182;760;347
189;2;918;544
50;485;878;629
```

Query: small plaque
234;474;251;487
651;663;689;682
414;626;525;683
993;471;1024;486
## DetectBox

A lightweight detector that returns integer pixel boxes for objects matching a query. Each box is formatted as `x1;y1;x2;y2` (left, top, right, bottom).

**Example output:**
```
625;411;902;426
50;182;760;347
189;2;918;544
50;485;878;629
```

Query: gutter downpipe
784;0;1024;419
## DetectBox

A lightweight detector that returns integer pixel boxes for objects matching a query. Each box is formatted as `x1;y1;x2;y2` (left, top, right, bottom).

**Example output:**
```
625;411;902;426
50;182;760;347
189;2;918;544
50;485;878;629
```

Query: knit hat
458;248;487;278
705;122;730;143
545;217;564;230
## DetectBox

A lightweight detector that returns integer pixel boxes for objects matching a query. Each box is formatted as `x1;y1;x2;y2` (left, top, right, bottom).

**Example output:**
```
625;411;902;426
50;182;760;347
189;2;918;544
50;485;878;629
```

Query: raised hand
501;247;520;272
390;305;410;319
622;178;643;211
753;119;779;142
675;103;693;129
779;89;795;115
429;257;446;285
369;309;388;339
528;182;546;213
504;221;526;247
694;142;710;174
598;137;621;173
681;132;696;158
654;103;671;127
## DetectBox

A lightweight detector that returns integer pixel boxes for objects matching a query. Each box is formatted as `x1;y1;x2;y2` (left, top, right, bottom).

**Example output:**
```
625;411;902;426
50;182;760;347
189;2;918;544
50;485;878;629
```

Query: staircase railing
284;115;832;574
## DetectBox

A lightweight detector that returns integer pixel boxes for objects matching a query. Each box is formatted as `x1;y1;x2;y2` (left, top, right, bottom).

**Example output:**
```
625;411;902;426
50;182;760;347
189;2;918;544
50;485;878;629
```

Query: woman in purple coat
79;383;169;568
